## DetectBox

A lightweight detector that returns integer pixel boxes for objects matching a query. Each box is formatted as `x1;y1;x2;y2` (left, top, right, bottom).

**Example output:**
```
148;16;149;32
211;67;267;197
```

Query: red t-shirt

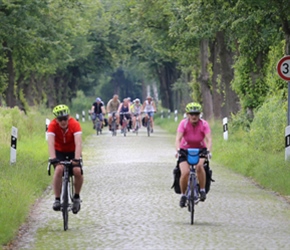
47;117;82;152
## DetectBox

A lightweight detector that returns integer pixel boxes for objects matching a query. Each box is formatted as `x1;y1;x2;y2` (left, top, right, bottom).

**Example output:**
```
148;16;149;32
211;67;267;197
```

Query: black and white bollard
161;110;164;119
88;110;91;121
10;126;18;164
223;117;228;140
76;114;80;121
174;110;178;122
167;110;171;119
45;118;50;140
285;126;290;161
82;111;85;122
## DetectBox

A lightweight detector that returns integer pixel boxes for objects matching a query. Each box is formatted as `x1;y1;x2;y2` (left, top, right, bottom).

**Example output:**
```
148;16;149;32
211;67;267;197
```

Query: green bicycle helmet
53;104;70;118
185;102;202;114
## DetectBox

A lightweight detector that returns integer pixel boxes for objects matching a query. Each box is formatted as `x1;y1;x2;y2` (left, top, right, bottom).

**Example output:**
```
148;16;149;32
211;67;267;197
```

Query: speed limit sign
277;56;290;81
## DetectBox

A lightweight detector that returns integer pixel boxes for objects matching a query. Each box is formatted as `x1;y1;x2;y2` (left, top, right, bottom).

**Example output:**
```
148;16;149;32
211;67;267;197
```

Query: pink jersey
177;118;210;149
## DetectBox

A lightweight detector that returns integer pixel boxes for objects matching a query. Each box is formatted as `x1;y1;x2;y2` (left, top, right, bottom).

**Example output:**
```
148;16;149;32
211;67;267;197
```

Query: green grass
0;108;93;247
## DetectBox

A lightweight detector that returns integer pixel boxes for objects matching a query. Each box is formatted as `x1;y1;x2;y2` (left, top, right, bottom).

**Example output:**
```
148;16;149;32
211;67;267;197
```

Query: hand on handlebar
49;158;60;166
207;151;212;160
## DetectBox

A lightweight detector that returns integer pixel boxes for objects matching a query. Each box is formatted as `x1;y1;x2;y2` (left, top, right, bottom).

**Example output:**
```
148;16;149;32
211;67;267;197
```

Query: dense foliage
1;0;290;119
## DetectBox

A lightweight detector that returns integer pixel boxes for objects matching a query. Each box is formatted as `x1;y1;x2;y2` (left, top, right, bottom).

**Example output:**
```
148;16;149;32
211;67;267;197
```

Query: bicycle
48;160;75;231
142;112;151;136
120;112;130;137
95;114;102;135
133;113;141;135
180;148;209;225
111;111;117;136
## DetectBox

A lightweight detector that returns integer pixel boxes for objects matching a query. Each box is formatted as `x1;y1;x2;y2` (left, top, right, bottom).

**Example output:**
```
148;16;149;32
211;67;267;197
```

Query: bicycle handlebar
47;160;73;176
177;148;210;159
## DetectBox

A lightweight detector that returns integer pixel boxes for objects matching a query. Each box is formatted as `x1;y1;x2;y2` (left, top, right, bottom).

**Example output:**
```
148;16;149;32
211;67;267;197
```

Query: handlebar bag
187;148;200;165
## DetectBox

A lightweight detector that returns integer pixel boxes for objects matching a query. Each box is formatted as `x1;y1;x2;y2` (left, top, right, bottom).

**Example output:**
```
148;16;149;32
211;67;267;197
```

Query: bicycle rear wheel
61;179;69;231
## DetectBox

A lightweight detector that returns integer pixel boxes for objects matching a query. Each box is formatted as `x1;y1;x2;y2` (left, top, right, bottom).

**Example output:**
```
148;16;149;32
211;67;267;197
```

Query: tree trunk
3;41;16;107
155;61;180;111
198;39;213;120
209;39;222;120
216;31;240;118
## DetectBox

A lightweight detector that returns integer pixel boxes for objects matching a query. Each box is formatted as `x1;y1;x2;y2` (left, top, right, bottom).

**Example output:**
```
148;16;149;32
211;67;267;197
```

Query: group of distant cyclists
47;98;212;215
89;94;157;133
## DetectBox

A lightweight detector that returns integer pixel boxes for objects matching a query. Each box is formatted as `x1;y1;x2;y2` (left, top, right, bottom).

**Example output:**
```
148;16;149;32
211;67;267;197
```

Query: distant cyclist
106;94;121;130
47;104;83;214
175;102;212;207
118;98;132;132
90;97;106;129
130;98;142;132
142;96;157;133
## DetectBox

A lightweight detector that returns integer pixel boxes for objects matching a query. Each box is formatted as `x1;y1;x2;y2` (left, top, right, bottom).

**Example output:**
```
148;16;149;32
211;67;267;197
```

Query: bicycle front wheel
61;180;69;231
189;180;195;225
112;121;117;136
147;121;150;137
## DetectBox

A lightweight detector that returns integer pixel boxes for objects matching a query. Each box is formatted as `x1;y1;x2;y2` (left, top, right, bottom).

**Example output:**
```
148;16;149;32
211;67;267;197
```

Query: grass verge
0;108;92;247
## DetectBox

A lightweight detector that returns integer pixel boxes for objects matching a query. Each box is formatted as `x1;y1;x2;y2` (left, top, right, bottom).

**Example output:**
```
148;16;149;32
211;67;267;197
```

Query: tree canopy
1;0;290;120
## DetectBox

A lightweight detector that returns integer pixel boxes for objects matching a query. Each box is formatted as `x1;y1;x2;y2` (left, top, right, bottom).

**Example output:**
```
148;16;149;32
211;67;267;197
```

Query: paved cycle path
10;126;290;249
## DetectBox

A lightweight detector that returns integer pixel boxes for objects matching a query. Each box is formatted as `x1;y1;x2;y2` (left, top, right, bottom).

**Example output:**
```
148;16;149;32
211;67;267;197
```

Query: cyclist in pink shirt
175;102;212;207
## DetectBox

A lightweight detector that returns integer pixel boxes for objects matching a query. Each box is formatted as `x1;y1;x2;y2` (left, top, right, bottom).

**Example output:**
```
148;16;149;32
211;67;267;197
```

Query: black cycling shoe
179;195;187;208
72;198;81;214
200;191;206;202
53;200;61;211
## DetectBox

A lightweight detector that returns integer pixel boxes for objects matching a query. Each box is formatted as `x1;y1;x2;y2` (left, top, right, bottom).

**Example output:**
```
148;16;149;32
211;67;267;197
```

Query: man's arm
153;102;157;112
101;106;106;115
48;134;56;159
106;100;111;113
74;133;82;159
90;105;94;114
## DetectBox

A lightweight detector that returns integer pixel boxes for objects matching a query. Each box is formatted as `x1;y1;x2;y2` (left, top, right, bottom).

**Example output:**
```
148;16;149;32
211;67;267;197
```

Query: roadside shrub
247;95;286;153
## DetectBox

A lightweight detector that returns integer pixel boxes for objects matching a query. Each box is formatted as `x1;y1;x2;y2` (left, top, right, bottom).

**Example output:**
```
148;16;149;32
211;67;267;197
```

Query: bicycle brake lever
47;162;51;176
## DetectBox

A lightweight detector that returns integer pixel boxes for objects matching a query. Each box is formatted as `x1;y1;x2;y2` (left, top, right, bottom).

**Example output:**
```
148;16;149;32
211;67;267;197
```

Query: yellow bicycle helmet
53;104;70;118
185;102;202;114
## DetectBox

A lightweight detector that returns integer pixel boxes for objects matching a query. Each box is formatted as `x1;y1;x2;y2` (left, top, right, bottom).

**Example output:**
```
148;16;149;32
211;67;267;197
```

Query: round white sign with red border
277;56;290;81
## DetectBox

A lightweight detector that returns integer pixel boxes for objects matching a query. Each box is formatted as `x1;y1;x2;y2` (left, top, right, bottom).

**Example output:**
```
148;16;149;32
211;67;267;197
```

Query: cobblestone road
11;126;290;249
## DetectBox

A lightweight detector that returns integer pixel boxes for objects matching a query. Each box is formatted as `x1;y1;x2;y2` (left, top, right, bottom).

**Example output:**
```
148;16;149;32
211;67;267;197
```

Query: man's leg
52;164;64;211
72;167;83;214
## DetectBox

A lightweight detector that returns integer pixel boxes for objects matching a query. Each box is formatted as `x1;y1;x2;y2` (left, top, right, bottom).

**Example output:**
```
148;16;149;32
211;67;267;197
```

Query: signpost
223;117;228;140
277;56;290;160
10;126;18;164
45;118;50;140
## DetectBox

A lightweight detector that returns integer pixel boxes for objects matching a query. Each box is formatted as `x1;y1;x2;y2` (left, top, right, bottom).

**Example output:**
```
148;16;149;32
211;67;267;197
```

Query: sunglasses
188;113;200;116
57;116;69;122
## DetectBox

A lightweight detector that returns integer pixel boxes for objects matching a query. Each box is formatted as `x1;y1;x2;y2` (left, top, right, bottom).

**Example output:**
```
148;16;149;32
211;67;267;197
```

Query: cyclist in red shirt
47;104;83;214
175;102;212;207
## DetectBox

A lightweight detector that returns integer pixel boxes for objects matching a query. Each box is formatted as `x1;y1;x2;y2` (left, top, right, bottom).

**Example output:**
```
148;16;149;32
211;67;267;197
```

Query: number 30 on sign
277;56;290;81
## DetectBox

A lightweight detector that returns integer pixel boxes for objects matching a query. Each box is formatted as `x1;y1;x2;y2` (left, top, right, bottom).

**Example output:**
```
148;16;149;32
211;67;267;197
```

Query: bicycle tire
135;122;139;135
190;179;195;225
112;120;116;136
147;119;150;137
62;179;69;231
123;120;127;137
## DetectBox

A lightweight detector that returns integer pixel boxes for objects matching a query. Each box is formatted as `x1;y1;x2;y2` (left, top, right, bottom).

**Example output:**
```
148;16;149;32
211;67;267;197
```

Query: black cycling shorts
178;148;207;164
55;151;83;175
